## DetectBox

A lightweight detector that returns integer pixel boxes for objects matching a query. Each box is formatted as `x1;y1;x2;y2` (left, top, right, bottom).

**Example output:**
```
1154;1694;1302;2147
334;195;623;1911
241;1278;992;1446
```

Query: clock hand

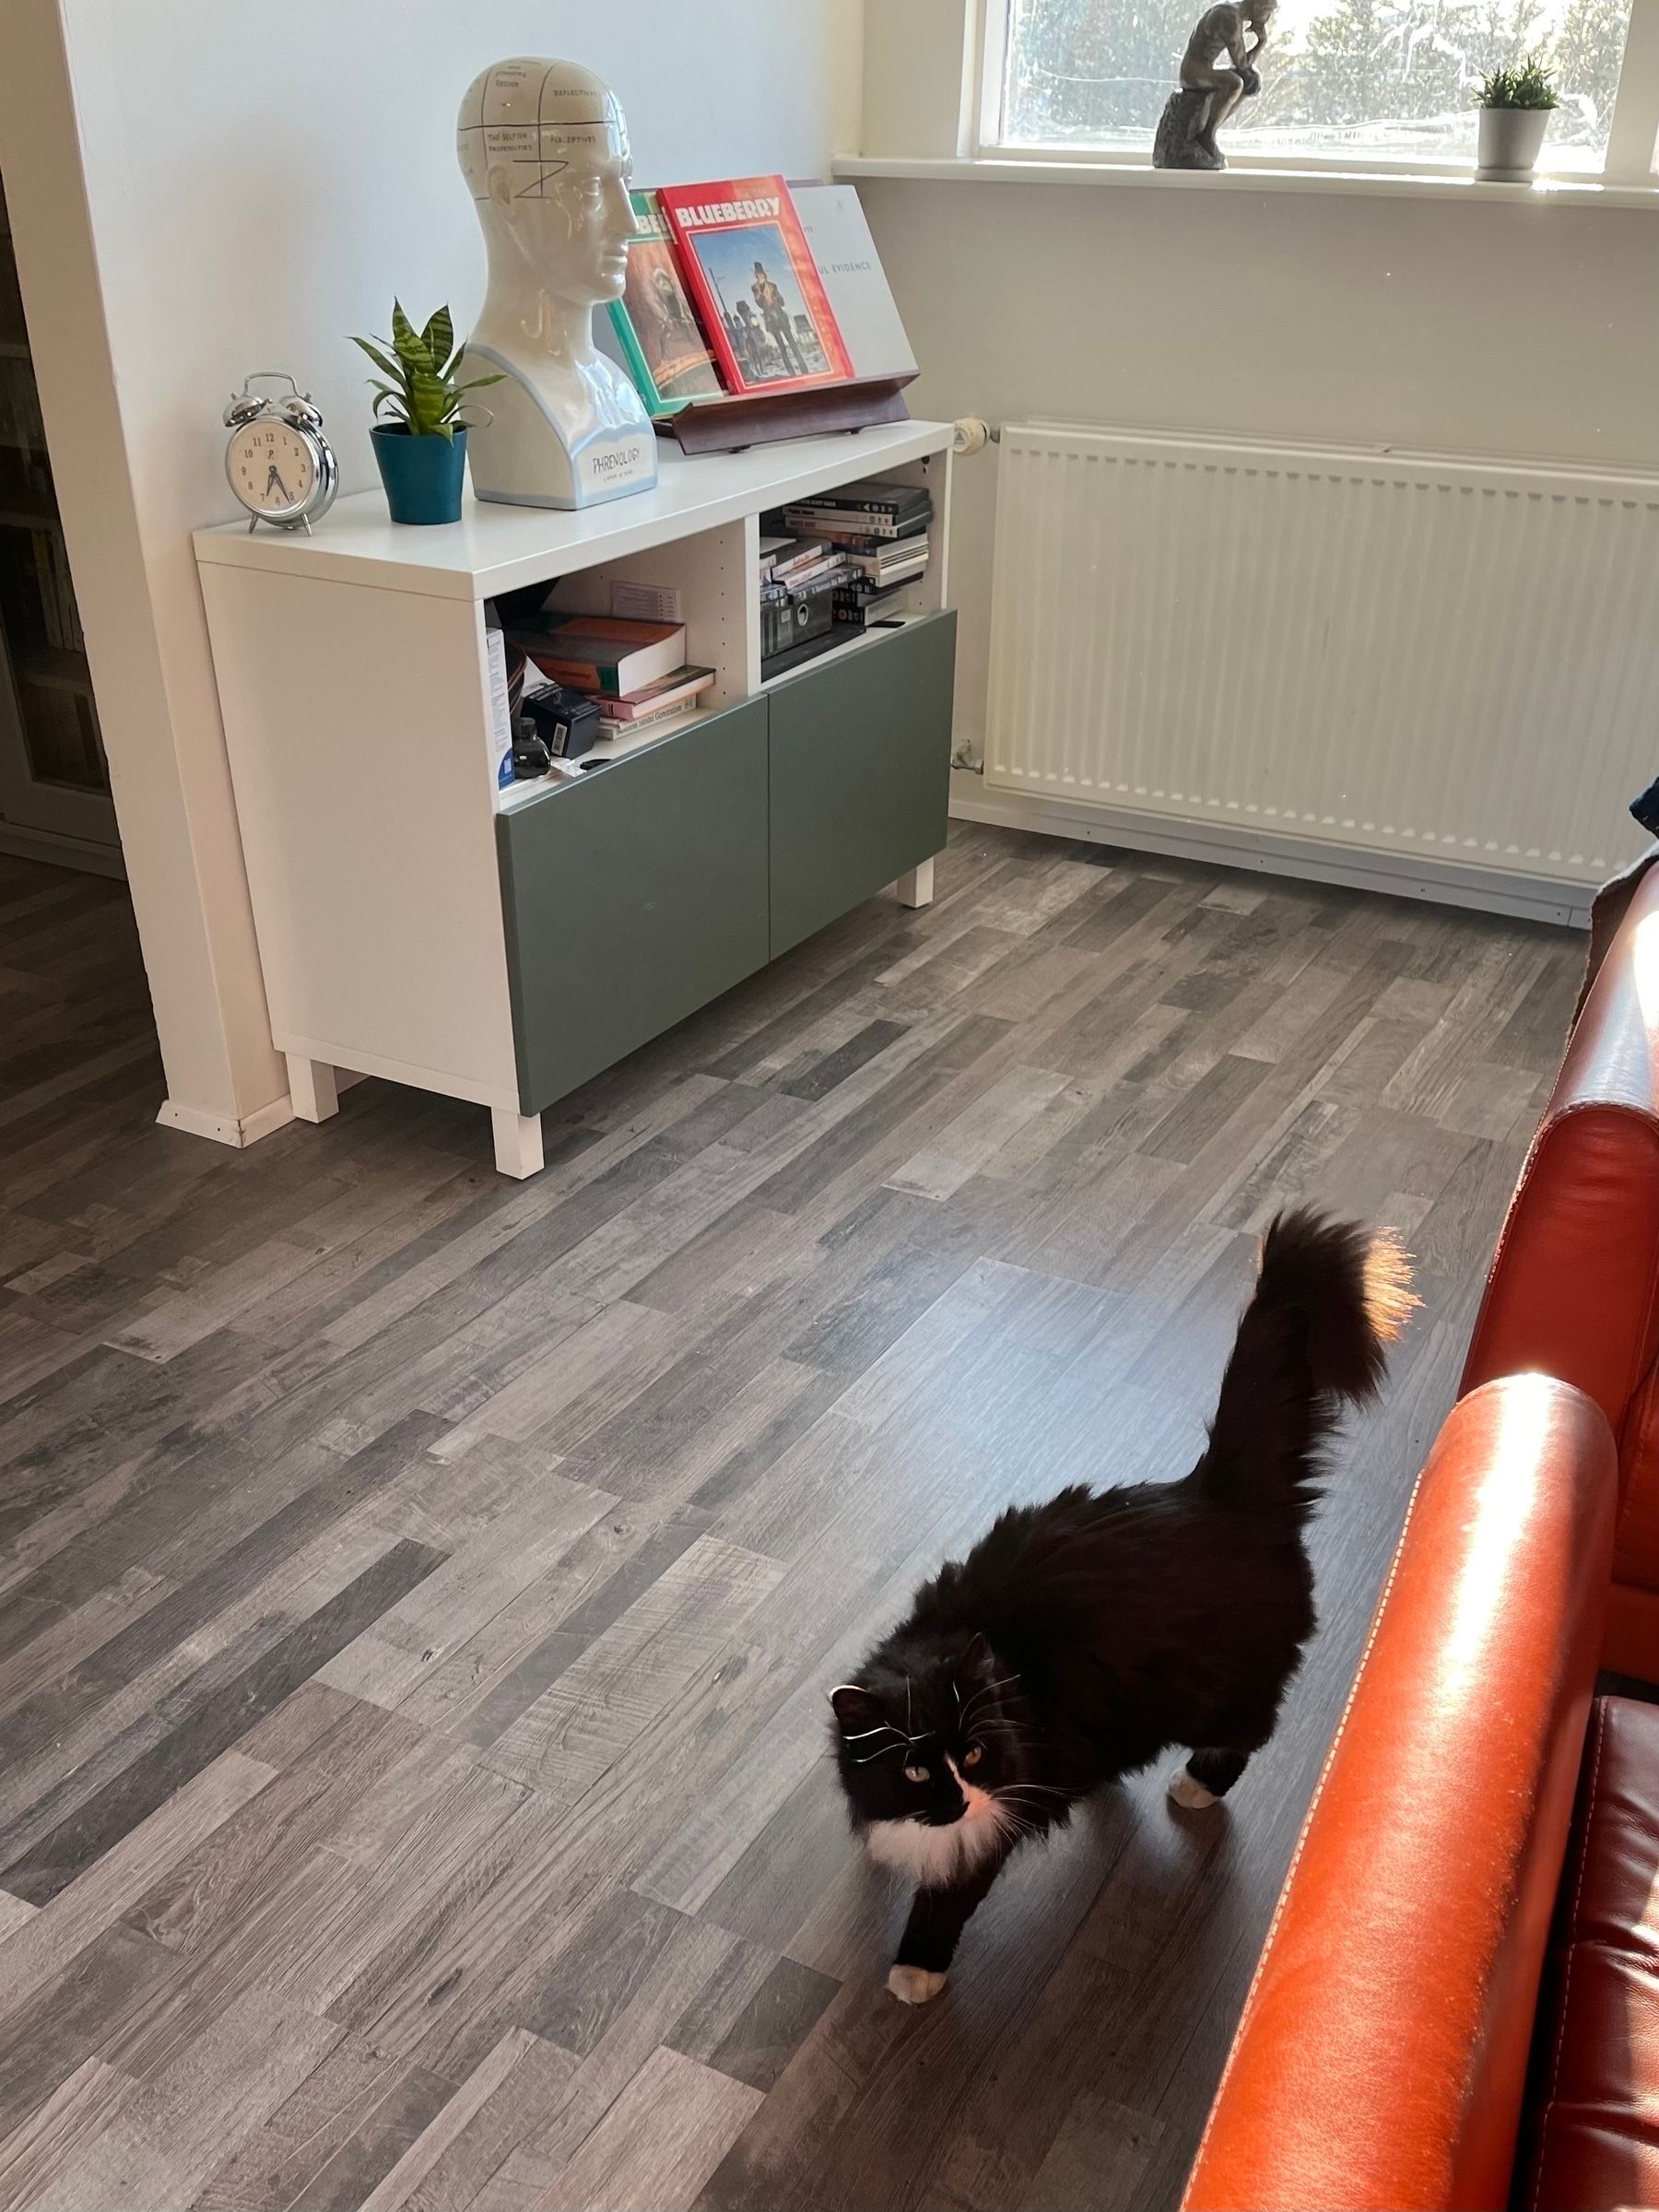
265;463;293;502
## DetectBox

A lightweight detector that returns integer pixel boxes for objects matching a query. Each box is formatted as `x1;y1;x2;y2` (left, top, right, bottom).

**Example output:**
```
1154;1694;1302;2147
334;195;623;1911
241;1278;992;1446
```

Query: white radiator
983;425;1659;905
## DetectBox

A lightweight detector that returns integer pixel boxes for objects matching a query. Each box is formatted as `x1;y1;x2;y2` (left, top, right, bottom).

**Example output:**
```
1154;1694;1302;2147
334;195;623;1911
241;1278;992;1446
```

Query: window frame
972;0;1659;186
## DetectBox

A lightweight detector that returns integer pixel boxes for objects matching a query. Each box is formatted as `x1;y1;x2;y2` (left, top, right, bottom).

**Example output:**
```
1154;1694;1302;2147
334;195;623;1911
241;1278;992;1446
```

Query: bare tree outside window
995;0;1630;165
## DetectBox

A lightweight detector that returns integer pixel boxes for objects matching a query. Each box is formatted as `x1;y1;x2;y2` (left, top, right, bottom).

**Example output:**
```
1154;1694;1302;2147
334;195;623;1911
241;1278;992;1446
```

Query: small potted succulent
350;302;500;525
1473;54;1559;180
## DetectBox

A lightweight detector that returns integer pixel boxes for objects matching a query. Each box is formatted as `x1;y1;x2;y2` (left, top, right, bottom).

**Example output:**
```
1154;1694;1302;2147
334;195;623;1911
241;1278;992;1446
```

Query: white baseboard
156;1095;293;1148
156;1067;368;1151
0;821;125;879
950;772;1594;930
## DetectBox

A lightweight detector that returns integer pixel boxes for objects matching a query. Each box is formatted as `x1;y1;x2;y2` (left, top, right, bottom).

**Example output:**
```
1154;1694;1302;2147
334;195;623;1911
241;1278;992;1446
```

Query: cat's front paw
888;1963;947;2006
1167;1764;1219;1810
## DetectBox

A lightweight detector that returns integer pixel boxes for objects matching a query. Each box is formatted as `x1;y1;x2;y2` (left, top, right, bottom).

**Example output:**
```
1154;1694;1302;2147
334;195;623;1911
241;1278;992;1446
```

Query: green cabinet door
767;612;956;958
497;699;770;1115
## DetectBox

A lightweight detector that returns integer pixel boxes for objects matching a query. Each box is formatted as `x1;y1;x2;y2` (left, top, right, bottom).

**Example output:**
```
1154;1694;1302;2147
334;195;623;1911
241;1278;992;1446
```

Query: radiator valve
952;418;994;456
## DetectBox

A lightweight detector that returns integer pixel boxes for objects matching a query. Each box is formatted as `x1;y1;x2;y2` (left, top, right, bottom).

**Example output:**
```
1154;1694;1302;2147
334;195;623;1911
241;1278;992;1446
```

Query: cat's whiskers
993;1786;1069;1823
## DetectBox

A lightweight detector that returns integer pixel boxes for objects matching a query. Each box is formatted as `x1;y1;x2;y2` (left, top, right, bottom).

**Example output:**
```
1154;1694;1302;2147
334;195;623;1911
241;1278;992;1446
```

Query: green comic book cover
607;191;724;418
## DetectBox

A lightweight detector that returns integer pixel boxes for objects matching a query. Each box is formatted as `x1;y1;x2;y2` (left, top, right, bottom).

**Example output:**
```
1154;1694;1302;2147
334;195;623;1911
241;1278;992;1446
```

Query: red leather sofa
1185;866;1659;2212
1462;863;1659;1680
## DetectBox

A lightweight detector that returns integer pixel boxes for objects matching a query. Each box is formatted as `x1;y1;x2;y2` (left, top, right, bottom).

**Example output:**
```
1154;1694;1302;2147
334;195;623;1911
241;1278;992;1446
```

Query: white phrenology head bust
457;58;637;312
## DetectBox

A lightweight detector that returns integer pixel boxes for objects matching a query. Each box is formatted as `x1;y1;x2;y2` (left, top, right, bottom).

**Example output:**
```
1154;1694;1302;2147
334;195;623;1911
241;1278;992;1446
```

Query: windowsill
834;151;1659;209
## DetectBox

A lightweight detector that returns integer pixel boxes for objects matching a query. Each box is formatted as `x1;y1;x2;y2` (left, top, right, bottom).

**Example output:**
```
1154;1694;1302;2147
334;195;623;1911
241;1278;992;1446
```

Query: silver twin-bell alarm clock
223;372;339;534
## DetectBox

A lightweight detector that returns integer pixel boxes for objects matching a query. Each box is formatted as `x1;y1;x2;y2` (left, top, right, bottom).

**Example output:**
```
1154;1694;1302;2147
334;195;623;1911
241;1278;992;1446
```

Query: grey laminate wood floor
0;829;1581;2212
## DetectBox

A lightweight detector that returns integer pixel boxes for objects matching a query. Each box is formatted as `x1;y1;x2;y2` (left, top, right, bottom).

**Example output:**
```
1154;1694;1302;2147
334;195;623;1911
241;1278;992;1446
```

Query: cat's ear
830;1683;887;1735
961;1631;995;1678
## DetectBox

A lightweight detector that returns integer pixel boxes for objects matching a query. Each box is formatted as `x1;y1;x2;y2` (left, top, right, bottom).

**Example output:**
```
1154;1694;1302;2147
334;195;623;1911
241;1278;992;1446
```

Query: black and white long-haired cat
830;1208;1413;2005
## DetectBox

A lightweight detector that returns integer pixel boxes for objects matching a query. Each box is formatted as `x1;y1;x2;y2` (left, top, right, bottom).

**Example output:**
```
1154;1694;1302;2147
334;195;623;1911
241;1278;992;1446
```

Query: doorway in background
0;171;120;878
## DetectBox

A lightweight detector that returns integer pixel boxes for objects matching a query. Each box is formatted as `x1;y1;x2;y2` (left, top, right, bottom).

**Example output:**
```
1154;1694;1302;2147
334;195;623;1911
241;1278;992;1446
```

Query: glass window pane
997;0;1631;169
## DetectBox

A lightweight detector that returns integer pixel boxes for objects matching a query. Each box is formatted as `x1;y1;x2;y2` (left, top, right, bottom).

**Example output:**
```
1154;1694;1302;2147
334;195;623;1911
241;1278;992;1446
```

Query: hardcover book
607;192;724;417
508;613;687;694
791;183;918;382
658;178;853;396
594;665;717;721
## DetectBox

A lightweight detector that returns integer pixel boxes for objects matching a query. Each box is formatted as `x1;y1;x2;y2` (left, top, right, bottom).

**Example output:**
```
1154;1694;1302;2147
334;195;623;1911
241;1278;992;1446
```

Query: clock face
228;419;319;518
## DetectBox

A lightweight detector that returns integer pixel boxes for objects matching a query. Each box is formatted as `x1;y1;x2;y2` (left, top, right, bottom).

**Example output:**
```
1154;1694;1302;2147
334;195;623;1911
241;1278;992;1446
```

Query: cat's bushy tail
1199;1207;1416;1521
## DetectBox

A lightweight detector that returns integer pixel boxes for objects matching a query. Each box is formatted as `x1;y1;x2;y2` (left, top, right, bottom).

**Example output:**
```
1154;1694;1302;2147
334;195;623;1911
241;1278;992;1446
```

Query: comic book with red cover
657;177;853;396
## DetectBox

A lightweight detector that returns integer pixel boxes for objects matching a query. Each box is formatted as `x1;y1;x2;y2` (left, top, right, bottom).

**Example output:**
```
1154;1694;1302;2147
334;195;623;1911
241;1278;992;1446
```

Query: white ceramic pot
1477;104;1551;179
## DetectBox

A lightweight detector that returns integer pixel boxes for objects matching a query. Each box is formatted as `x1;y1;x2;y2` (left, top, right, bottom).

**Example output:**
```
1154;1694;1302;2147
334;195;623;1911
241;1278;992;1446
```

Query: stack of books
755;477;934;675
781;477;933;542
778;477;933;630
759;535;847;591
506;610;715;743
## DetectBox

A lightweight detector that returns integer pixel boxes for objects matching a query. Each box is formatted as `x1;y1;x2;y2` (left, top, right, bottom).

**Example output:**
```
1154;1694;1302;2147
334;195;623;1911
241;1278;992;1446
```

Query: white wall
3;0;862;1131
857;6;1659;764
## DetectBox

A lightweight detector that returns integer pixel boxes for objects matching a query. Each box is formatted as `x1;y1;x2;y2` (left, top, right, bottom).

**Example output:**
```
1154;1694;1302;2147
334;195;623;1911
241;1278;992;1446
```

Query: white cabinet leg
492;1108;544;1180
286;1054;339;1123
895;855;935;910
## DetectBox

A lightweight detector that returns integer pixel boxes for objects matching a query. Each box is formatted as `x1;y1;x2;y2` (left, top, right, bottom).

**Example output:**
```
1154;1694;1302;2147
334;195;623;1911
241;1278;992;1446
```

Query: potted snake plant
350;303;500;524
1474;55;1559;180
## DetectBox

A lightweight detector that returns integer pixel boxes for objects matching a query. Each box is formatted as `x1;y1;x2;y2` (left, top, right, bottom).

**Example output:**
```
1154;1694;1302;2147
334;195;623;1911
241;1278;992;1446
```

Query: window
988;0;1642;173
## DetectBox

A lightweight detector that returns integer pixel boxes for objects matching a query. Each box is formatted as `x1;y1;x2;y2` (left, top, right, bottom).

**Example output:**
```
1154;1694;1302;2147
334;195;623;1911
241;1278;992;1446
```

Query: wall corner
859;0;979;159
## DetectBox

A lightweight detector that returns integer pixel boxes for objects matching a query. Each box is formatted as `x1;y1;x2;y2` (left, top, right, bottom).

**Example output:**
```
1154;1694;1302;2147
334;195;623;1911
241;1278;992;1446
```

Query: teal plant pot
371;425;467;524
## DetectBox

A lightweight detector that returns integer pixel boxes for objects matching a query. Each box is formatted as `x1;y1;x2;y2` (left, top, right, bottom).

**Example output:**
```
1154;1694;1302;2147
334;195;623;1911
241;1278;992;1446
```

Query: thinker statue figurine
1153;0;1277;171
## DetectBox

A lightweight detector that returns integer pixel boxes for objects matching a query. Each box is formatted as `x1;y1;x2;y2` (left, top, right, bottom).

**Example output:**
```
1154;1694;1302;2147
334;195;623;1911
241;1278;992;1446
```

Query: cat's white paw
1168;1765;1218;1810
887;1964;947;2006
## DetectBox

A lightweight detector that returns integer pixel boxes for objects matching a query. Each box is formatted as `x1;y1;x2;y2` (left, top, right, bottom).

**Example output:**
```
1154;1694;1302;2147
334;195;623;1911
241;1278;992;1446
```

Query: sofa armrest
1461;865;1659;1434
1182;1376;1617;2212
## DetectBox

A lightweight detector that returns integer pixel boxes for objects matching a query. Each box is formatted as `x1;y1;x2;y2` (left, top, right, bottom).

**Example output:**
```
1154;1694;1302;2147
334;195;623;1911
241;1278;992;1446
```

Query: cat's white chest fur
865;1771;1005;1885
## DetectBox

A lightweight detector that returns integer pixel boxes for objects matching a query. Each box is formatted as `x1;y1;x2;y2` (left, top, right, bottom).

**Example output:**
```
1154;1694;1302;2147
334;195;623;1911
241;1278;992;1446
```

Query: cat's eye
962;1745;983;1769
902;1763;929;1783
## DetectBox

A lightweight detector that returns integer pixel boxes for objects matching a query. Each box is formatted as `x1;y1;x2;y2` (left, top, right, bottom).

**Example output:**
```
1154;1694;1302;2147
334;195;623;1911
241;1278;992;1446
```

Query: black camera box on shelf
523;684;602;760
760;571;838;670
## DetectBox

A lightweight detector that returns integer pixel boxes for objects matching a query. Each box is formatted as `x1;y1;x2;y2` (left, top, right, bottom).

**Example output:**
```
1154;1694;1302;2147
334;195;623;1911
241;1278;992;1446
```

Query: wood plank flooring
0;830;1583;2211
